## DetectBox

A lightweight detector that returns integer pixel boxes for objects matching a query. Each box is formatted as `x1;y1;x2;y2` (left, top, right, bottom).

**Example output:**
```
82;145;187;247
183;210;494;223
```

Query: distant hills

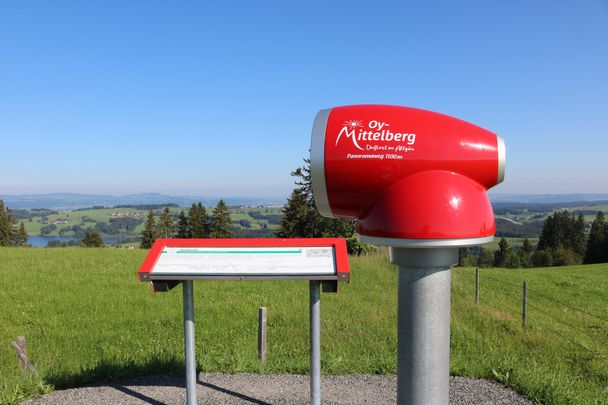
1;193;285;210
489;193;608;204
3;192;608;210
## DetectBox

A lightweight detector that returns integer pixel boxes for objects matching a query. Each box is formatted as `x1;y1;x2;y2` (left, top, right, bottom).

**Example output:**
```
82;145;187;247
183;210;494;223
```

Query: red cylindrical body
310;105;505;246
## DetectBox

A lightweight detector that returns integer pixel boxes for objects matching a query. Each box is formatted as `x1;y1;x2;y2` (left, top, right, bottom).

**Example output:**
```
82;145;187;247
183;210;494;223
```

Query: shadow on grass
44;356;184;389
43;357;271;405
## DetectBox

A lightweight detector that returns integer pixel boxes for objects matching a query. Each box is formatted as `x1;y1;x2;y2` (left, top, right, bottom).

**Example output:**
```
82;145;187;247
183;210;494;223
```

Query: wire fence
474;268;608;357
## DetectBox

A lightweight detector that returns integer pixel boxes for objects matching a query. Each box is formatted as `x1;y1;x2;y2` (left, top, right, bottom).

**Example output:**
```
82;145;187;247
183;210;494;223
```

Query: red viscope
311;105;505;247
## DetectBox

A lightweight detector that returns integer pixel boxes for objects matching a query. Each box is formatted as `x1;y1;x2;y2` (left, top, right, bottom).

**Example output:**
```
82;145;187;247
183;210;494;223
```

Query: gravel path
22;373;533;404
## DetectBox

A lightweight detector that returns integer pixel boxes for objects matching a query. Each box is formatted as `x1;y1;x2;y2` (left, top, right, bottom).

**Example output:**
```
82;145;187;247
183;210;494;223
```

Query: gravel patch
22;373;533;404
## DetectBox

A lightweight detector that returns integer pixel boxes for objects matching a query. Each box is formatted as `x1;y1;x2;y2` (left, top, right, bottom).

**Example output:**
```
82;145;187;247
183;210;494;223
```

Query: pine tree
532;249;553;267
477;248;494;268
158;207;174;238
276;188;309;238
570;212;587;258
538;211;565;251
505;251;521;268
276;159;374;255
0;200;11;246
521;238;534;256
176;209;190;238
292;161;325;236
14;222;28;246
188;203;209;238
584;211;606;264
519;238;534;268
493;237;511;267
210;199;233;238
537;210;586;265
81;229;104;247
0;200;18;247
604;222;608;263
276;159;333;238
187;203;200;237
140;210;158;249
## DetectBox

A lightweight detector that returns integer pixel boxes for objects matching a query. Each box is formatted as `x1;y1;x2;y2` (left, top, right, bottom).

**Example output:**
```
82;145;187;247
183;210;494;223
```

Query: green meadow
0;248;606;404
21;206;282;241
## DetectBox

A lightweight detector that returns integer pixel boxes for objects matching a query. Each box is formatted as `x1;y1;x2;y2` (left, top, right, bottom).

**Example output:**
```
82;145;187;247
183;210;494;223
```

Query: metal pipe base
390;247;457;405
183;280;197;405
309;280;321;405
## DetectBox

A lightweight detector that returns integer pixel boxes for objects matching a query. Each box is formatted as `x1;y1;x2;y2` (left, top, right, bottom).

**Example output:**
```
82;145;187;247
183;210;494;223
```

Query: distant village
110;211;146;218
43;211;146;225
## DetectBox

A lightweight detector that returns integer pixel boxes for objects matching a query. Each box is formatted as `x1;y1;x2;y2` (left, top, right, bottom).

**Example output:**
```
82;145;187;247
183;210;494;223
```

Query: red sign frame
138;238;350;284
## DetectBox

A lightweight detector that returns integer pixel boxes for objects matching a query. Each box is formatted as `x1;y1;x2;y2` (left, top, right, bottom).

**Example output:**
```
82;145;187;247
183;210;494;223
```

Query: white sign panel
150;246;336;278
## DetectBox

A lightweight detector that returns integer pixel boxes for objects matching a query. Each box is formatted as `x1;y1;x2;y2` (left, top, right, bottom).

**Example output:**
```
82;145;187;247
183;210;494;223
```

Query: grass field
1;248;607;404
22;208;144;236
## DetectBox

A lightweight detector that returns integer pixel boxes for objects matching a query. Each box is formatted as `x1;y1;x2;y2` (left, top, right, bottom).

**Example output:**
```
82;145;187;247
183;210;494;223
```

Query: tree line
140;200;233;249
0;199;28;247
467;210;608;268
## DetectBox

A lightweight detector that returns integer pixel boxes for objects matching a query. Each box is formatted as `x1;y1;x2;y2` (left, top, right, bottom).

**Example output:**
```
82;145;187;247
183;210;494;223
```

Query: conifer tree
188;203;209;238
571;212;587;258
584;211;606;264
210;199;233;238
519;238;534;268
176;209;190;238
604;222;608;262
0;200;17;247
158;207;174;238
276;188;309;238
0;200;10;246
14;222;28;246
493;237;511;267
276;159;374;255
538;211;570;251
187;203;200;237
477;247;494;268
505;251;521;268
537;213;556;252
537;210;586;265
521;238;534;256
140;210;158;249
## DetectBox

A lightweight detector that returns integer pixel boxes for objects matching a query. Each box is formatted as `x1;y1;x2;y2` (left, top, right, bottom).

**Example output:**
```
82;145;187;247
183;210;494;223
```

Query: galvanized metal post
522;281;527;328
309;280;321;405
475;267;480;305
390;247;457;405
183;280;197;405
258;307;268;361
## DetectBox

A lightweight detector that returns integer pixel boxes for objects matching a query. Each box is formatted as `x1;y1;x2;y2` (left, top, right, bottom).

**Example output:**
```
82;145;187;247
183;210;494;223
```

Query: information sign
138;237;350;405
139;238;350;282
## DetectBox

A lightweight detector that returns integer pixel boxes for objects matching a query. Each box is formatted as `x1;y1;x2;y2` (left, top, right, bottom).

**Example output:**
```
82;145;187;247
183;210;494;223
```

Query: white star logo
343;120;363;129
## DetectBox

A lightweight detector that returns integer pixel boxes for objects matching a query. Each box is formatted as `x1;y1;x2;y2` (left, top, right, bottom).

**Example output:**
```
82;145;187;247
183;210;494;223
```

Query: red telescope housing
310;105;505;247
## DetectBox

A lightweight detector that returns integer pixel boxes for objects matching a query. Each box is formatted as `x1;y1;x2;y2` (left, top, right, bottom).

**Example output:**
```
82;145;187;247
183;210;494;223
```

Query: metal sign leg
310;280;321;405
183;280;197;405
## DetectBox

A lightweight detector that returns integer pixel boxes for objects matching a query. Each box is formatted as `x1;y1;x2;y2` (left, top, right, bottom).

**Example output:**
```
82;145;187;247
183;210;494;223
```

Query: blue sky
1;1;607;198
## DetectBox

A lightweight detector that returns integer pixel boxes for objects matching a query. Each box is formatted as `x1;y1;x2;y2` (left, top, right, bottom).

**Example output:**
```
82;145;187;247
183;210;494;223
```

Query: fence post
258;307;267;361
475;267;479;305
522;282;527;328
11;336;37;374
